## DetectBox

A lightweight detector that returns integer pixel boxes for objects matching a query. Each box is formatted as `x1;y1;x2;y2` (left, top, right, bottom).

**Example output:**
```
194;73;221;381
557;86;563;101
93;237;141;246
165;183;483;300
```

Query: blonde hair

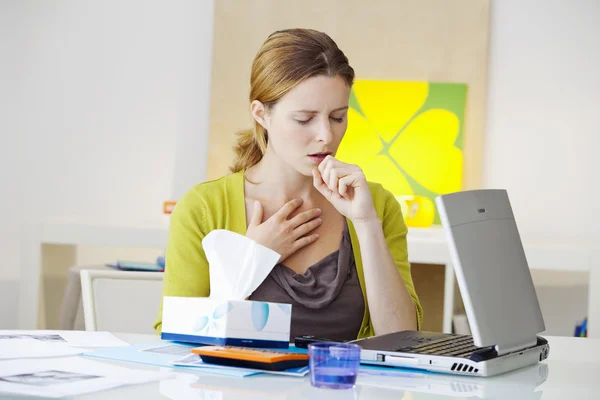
230;29;355;173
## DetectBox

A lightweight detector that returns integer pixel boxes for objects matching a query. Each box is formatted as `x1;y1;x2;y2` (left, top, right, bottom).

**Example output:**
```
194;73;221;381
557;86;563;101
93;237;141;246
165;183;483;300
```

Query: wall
482;0;600;333
483;0;600;244
14;0;214;228
1;0;214;328
1;1;25;328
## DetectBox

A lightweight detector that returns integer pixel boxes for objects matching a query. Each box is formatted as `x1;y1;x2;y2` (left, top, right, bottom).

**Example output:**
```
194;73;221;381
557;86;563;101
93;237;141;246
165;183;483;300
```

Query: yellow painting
336;81;467;226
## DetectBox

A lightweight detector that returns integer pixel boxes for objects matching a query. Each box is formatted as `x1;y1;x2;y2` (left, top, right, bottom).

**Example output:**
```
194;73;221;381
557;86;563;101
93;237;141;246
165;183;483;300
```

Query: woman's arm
354;214;418;335
153;191;210;334
312;156;422;336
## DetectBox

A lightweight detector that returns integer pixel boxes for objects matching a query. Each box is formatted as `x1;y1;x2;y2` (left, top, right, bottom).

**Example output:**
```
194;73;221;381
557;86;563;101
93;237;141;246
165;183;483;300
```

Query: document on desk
0;357;172;398
0;330;129;348
0;339;85;359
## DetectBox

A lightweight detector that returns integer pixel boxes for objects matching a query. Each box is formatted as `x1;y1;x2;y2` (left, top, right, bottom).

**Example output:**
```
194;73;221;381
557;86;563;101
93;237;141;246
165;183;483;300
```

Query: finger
292;233;320;252
249;200;263;227
328;167;343;196
293;217;322;238
318;155;337;186
338;175;356;200
289;207;322;228
324;155;350;168
312;168;326;190
322;161;334;191
312;168;331;198
274;198;304;221
317;155;331;175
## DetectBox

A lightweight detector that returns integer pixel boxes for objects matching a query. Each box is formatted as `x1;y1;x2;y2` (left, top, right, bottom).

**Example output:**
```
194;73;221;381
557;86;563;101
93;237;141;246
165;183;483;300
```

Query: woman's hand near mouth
312;155;378;224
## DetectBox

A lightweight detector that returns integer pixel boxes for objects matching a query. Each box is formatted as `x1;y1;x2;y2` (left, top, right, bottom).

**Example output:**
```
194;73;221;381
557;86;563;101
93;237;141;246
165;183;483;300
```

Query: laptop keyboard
397;335;481;358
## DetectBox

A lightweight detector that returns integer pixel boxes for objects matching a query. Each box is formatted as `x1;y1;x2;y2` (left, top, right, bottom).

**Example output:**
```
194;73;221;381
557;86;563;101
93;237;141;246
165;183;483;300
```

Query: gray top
249;222;365;342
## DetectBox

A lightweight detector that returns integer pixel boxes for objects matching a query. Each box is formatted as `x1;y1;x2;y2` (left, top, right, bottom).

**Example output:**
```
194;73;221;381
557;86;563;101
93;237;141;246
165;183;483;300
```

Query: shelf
40;223;169;249
38;222;594;272
28;223;599;337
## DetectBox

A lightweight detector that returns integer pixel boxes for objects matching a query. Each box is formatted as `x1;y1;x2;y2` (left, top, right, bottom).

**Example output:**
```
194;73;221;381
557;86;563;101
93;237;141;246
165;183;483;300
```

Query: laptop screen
436;190;545;349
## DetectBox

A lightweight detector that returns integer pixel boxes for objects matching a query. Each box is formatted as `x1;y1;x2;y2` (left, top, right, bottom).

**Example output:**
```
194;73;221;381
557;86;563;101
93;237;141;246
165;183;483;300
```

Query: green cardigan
154;170;423;338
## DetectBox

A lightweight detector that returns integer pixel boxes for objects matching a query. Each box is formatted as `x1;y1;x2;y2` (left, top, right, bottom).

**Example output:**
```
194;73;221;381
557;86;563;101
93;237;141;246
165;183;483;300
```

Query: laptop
352;189;549;377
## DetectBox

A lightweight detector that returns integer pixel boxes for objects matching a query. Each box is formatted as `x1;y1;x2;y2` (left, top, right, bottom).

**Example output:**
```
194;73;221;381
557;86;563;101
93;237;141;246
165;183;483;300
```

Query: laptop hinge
494;338;538;356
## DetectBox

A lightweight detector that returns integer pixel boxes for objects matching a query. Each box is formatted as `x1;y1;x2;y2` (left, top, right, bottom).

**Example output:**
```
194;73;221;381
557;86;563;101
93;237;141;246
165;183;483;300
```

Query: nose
315;120;334;144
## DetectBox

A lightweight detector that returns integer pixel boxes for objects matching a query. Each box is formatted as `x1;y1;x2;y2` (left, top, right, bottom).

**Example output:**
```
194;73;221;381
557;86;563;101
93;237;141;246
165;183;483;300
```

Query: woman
154;28;422;341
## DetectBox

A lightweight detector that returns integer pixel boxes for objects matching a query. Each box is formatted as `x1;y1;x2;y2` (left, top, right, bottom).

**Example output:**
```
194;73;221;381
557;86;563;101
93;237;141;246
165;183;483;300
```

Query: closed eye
295;115;345;125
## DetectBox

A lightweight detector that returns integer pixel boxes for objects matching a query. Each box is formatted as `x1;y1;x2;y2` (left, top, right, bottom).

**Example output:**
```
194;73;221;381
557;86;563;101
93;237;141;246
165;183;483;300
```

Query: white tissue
202;230;281;300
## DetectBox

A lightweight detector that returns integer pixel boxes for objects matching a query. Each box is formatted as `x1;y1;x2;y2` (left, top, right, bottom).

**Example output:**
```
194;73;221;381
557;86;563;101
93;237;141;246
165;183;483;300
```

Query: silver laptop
353;189;549;377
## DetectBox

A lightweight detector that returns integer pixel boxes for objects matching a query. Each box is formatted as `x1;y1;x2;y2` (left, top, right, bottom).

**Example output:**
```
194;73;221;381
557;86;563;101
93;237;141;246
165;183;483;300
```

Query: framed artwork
336;81;468;226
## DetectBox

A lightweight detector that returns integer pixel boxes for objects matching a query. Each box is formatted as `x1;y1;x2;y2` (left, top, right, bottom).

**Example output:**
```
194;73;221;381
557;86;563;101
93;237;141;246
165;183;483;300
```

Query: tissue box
161;296;292;349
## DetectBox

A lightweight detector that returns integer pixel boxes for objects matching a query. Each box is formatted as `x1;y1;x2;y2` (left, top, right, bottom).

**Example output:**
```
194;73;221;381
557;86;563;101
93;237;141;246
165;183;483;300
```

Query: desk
26;332;597;400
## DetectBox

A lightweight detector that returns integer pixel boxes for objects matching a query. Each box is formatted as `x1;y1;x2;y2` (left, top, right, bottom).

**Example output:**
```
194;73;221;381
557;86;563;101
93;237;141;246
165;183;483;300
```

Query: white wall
483;0;600;333
483;0;600;245
1;0;214;328
1;0;26;328
13;0;214;228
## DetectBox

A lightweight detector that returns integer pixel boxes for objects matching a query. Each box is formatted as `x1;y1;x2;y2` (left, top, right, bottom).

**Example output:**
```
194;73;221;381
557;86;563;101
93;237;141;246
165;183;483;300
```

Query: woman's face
253;74;351;176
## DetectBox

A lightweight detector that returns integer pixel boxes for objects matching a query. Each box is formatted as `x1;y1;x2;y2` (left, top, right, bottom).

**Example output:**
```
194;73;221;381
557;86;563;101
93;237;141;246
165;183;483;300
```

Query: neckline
232;168;349;266
278;248;341;277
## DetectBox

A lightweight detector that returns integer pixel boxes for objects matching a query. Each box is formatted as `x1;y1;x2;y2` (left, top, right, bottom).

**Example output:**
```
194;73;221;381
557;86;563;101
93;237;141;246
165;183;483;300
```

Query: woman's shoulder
172;171;244;219
182;173;234;199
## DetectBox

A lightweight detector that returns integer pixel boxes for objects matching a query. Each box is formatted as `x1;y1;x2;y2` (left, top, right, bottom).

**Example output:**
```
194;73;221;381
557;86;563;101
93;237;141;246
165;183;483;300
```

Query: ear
251;100;269;130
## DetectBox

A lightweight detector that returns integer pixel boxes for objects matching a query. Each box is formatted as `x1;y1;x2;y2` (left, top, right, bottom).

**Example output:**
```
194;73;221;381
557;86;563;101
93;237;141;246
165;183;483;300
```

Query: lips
308;152;331;164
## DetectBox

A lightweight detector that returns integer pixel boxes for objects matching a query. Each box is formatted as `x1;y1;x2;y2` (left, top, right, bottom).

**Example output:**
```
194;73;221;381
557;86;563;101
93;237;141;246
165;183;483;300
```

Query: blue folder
83;342;257;377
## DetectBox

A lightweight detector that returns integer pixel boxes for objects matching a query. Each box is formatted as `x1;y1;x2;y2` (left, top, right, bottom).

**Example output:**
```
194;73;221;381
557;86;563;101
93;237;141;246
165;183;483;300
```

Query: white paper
0;339;85;359
202;230;280;300
0;330;129;348
0;357;172;398
58;331;129;348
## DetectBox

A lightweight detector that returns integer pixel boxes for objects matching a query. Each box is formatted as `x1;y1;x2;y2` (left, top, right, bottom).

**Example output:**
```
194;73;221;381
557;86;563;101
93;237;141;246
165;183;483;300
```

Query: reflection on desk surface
159;362;548;400
357;363;547;399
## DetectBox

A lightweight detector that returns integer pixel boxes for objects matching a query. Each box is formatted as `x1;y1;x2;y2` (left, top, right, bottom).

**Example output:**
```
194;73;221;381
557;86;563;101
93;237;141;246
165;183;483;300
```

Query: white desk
27;332;597;400
20;223;599;337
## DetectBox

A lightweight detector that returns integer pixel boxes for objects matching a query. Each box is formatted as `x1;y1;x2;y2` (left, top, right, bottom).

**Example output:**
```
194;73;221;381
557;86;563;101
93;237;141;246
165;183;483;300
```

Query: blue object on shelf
574;317;587;337
106;260;164;272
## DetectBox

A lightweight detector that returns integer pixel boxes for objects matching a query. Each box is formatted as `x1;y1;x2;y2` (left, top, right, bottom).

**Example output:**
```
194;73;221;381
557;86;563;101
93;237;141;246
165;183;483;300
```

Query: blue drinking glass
308;342;361;389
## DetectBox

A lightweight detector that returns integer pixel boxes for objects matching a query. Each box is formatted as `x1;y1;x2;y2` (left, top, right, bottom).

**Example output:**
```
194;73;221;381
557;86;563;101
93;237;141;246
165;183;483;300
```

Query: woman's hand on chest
245;198;323;263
